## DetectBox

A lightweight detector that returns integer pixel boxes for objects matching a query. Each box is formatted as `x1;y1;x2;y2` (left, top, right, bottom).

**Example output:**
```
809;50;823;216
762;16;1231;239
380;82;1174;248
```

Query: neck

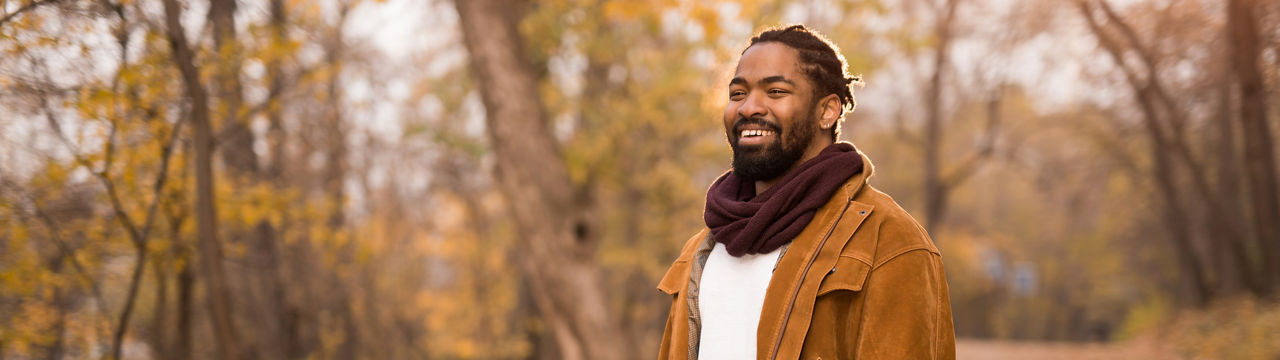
754;137;835;195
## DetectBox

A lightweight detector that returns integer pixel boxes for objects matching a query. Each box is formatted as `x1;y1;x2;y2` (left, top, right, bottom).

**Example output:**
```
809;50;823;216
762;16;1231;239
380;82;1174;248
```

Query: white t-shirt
697;242;784;360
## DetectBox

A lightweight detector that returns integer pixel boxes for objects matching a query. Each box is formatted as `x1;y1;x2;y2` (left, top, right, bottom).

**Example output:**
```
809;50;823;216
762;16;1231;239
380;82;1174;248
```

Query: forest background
1;0;1279;358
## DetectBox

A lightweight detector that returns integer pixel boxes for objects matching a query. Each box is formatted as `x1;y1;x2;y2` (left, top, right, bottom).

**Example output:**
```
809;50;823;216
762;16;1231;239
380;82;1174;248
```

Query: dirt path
957;338;1178;359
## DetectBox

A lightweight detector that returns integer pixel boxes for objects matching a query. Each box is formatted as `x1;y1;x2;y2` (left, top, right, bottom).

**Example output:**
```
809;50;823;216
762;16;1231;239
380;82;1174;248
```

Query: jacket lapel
756;150;878;360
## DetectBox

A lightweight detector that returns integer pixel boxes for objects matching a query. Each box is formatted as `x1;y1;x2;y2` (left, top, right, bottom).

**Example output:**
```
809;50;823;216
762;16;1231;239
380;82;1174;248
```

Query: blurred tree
1074;0;1280;305
1227;0;1280;295
160;0;243;357
454;0;631;358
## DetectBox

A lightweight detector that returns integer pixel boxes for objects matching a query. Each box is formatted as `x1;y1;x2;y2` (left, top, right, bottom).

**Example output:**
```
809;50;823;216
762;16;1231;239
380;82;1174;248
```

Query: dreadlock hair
747;24;864;141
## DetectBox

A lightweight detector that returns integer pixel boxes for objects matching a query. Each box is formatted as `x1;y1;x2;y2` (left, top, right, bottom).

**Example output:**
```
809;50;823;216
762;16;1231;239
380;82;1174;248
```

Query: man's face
724;42;821;182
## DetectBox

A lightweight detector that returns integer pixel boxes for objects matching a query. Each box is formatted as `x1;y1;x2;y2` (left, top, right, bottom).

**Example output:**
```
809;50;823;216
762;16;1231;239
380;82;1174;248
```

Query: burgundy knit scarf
704;142;864;257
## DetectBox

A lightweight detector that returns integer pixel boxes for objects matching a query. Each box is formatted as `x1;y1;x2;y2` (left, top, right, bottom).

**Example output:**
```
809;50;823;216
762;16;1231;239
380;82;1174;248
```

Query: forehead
733;42;803;82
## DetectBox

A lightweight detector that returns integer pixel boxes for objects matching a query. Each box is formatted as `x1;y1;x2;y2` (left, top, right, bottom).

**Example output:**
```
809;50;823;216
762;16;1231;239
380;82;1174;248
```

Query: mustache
732;116;782;135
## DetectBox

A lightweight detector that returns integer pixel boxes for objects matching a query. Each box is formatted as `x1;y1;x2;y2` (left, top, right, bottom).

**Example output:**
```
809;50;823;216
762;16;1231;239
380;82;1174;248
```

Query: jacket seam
931;253;942;358
851;273;867;357
767;198;851;360
870;247;933;271
856;249;945;358
838;253;872;267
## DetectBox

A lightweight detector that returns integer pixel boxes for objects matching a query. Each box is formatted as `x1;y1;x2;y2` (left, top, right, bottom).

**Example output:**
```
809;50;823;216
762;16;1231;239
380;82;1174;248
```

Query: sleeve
853;248;957;359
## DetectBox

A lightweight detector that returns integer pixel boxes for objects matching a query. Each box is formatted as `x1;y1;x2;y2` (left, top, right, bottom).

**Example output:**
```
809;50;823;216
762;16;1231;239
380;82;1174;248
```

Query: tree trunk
454;0;629;359
151;257;171;360
211;0;297;356
1228;0;1280;295
112;240;149;360
45;285;67;359
323;4;349;233
1213;72;1246;296
266;0;288;181
176;250;195;360
209;0;258;176
264;0;304;357
161;0;243;357
1136;83;1215;306
1145;107;1213;307
922;0;959;236
321;6;358;358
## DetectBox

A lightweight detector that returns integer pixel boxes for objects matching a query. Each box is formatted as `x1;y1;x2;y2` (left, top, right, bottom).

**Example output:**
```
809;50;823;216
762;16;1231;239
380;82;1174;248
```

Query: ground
956;338;1177;359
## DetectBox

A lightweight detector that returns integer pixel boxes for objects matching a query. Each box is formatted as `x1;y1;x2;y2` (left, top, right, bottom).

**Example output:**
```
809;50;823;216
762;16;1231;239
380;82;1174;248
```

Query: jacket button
858;210;867;216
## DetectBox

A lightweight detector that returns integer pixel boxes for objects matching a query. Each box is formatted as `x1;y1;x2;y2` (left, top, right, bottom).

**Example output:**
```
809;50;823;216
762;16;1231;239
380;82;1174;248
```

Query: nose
736;91;766;119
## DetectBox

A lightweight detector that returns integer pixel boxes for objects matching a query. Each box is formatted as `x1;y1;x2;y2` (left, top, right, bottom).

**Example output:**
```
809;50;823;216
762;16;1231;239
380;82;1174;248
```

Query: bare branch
941;91;1003;190
30;201;110;324
1093;0;1195;150
0;0;61;27
214;63;319;144
38;92;146;244
26;13;187;355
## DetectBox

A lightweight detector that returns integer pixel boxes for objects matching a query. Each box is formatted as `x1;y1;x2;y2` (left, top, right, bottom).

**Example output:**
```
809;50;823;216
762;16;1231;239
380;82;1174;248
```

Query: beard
729;111;818;182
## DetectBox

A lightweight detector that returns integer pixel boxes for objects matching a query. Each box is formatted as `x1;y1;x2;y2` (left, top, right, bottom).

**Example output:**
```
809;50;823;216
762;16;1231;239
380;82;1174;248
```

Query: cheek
778;105;812;138
722;104;737;128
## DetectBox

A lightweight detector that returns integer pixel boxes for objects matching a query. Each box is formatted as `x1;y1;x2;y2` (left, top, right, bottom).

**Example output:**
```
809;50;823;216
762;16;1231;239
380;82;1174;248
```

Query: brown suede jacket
657;151;956;360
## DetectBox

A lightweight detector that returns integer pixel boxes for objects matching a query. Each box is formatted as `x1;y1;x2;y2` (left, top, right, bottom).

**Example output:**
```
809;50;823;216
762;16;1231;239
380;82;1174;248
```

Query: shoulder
657;228;709;294
674;228;710;262
849;185;940;269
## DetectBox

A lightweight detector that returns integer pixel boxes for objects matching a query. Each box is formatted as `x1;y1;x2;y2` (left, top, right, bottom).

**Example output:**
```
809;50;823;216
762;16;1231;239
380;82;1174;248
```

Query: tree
454;0;630;358
161;0;243;357
1227;0;1280;295
1073;0;1279;303
891;0;1007;237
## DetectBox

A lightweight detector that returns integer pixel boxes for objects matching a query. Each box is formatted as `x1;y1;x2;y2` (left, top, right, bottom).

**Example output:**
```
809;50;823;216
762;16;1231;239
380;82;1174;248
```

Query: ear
817;94;841;129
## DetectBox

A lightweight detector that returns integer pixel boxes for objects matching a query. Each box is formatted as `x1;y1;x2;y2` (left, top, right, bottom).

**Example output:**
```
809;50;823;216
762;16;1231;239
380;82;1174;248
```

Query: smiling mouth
740;129;777;138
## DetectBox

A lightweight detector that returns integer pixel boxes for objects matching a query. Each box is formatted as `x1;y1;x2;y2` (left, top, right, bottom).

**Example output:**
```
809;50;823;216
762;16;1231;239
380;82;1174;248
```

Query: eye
729;90;746;100
768;88;789;96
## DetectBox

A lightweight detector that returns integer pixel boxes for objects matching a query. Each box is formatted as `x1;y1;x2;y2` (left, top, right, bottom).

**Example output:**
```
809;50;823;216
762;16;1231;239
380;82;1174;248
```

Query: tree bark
151;257;171;360
922;0;959;236
321;5;358;358
209;0;258;176
1140;91;1214;307
1213;70;1246;295
454;0;629;359
112;243;149;359
46;288;67;360
266;0;288;181
264;0;304;357
1228;0;1280;295
176;249;195;360
161;0;243;357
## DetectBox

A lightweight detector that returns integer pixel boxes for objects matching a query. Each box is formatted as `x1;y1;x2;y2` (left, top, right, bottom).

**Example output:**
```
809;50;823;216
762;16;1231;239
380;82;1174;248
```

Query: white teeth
740;130;774;138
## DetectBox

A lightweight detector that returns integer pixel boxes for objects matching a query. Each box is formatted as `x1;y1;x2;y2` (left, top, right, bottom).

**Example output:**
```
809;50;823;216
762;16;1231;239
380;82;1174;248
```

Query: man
657;25;956;360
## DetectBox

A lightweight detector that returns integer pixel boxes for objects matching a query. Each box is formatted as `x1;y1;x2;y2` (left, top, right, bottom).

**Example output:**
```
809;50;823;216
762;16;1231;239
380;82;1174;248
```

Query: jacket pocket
658;260;690;295
817;256;871;296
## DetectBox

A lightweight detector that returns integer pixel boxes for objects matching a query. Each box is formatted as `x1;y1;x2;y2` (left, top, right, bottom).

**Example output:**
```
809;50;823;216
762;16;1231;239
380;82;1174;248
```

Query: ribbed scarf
703;142;864;257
